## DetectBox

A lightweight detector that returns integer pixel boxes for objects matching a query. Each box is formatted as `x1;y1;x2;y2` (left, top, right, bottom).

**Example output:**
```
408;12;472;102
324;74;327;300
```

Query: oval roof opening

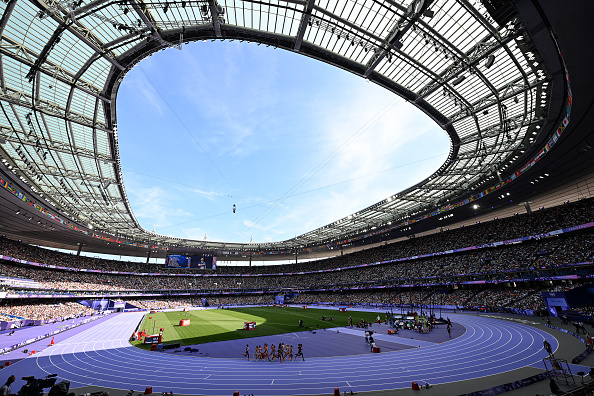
117;41;449;243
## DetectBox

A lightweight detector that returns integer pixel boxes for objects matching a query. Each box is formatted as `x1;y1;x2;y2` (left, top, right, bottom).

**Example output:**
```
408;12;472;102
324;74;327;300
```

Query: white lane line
31;312;559;395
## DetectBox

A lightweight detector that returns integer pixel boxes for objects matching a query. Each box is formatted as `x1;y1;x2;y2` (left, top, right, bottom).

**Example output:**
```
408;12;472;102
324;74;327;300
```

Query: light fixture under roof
452;75;466;86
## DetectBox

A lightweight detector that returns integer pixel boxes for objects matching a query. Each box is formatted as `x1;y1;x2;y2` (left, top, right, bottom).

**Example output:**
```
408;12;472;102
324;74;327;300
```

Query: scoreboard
165;255;217;269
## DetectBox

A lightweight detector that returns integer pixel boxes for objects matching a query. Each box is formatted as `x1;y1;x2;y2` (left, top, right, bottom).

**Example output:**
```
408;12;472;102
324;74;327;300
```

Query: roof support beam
0;124;113;162
128;0;166;44
448;78;546;124
0;55;5;94
30;0;124;70
69;0;111;19
102;28;150;50
0;87;110;132
207;0;222;37
91;97;113;206
415;31;516;100
456;145;525;160
313;6;383;43
0;0;17;38
459;113;530;145
364;0;428;77
371;208;402;216
0;32;108;102
37;166;117;184
294;0;315;51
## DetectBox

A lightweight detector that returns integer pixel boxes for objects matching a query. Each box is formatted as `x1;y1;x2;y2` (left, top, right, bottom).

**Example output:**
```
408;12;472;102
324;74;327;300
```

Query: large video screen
165;255;217;269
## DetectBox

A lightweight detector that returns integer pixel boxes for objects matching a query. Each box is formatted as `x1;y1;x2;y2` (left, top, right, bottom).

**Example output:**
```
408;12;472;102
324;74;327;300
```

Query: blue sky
116;40;449;244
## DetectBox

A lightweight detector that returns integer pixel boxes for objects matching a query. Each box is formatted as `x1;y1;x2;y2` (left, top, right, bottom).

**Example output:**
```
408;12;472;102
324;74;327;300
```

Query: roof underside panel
0;0;553;251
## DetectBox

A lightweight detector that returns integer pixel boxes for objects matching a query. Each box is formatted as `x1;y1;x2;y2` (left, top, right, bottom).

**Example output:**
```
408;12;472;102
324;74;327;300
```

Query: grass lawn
132;306;384;349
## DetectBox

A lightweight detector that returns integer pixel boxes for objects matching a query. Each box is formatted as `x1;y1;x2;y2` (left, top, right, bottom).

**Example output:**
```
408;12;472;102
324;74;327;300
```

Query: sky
115;40;450;245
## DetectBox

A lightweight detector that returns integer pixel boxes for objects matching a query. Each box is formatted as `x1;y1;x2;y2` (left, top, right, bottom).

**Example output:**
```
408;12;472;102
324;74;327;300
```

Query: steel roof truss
0;87;109;131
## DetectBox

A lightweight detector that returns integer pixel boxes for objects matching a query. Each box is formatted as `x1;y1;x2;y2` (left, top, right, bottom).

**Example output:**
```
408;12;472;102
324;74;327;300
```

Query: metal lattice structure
0;0;552;252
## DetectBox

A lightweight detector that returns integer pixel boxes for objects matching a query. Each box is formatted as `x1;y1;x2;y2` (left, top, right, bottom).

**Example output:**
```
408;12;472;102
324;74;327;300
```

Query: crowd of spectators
206;295;268;306
290;286;557;311
0;198;590;315
123;298;202;310
0;229;591;294
468;288;541;309
0;285;577;322
122;295;269;309
0;301;95;321
0;198;591;277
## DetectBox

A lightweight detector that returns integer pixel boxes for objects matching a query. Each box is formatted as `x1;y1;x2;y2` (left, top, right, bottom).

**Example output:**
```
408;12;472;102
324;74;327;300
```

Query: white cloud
190;188;223;202
179;227;208;240
125;183;192;232
129;72;165;116
243;81;448;241
173;43;285;161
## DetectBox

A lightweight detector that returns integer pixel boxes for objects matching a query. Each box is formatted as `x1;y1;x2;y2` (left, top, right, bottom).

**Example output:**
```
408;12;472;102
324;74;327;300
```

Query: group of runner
243;342;304;361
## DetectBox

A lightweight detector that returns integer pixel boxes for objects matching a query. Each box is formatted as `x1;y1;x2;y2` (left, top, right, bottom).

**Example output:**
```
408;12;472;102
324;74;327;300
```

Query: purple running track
0;312;560;395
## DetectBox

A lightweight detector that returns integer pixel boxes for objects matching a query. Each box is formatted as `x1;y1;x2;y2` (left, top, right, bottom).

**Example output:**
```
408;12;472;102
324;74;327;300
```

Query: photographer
0;375;15;396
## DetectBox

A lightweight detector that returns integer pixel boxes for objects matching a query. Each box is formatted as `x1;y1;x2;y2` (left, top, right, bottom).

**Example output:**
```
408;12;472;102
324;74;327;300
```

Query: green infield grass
132;306;384;349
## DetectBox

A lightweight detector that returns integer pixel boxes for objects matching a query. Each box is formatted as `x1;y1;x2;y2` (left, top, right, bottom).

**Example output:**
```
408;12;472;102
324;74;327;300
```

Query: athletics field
132;306;383;348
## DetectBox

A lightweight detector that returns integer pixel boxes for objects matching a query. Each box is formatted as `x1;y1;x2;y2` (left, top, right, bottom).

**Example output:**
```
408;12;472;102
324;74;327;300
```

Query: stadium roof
0;0;585;257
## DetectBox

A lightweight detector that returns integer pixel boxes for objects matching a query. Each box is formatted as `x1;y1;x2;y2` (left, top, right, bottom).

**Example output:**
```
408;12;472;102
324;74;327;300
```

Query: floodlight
452;75;465;86
423;9;434;18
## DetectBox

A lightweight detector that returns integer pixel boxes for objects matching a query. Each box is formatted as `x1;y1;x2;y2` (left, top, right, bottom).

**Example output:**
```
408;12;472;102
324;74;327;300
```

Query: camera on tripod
18;374;58;396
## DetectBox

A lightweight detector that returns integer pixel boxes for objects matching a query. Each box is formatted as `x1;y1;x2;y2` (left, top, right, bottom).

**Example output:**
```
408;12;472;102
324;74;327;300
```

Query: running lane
3;313;558;395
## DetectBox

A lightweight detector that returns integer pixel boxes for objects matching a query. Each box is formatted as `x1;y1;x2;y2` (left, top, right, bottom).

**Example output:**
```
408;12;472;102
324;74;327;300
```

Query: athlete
254;345;260;361
295;343;305;361
243;344;250;360
288;344;294;361
269;344;276;361
277;343;283;362
263;343;269;360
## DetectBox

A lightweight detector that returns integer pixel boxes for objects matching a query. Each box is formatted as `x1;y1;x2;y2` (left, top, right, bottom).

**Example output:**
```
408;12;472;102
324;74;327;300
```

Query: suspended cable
233;95;403;238
136;65;233;189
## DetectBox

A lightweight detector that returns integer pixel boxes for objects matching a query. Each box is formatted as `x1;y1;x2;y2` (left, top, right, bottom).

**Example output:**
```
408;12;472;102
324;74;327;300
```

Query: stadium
0;0;593;394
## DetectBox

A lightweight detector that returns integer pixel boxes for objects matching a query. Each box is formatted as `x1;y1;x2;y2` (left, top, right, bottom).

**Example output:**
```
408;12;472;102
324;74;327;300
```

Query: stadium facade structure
0;0;591;261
